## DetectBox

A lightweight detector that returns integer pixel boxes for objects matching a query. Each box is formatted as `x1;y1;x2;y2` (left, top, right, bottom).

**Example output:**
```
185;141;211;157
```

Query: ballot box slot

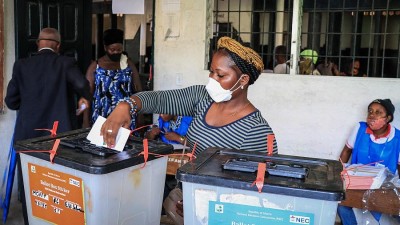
222;157;309;179
219;149;327;166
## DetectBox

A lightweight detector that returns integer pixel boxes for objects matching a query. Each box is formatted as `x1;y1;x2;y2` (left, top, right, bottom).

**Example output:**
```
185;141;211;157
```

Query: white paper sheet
86;116;130;152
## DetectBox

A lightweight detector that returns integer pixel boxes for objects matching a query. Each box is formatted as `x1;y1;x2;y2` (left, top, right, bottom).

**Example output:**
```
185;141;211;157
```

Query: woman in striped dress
102;36;278;224
101;36;278;155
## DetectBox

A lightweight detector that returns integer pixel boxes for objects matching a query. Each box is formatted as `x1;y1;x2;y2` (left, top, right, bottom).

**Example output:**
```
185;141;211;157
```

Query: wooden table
166;149;189;175
339;188;400;215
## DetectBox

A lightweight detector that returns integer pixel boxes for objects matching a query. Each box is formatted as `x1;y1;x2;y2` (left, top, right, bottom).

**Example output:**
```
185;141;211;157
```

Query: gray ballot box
15;128;173;225
176;147;345;225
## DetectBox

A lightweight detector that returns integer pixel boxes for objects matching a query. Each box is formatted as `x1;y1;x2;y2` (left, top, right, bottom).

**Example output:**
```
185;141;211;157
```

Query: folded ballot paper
343;164;388;190
86;116;130;151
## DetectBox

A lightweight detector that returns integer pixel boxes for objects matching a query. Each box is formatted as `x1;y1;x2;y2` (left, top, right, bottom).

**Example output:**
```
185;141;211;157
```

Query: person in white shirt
273;45;289;74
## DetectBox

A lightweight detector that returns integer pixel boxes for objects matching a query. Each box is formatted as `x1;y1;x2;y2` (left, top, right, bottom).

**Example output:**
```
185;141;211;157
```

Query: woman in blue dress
84;28;142;129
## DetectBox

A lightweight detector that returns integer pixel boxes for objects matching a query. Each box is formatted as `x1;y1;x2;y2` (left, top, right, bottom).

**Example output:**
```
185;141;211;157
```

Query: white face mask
205;76;243;103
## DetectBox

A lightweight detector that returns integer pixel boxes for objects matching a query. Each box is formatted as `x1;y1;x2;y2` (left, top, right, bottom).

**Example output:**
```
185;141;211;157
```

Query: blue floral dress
92;64;136;129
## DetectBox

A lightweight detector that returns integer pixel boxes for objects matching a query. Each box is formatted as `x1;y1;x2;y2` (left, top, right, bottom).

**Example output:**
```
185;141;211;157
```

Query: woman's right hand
101;102;132;148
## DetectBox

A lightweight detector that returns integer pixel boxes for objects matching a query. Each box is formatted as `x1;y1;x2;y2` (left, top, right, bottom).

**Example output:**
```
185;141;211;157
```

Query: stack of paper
342;164;387;190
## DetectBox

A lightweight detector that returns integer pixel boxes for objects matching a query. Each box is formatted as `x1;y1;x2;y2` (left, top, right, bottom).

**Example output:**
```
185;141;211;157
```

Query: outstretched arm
101;86;205;147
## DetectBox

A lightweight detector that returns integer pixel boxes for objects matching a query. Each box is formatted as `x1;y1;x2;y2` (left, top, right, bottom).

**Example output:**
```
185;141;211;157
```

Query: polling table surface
340;188;400;215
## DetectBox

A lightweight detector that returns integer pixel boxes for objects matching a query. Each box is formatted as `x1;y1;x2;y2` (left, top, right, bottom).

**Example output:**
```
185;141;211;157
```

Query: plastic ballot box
15;128;173;225
176;147;345;225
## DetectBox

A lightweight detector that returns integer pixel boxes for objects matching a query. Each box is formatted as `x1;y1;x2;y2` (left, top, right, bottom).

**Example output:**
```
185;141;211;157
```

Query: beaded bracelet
117;97;138;116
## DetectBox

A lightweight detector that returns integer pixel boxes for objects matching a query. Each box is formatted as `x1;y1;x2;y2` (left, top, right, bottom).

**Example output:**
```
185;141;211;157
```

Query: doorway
92;0;154;91
92;0;155;134
14;0;92;72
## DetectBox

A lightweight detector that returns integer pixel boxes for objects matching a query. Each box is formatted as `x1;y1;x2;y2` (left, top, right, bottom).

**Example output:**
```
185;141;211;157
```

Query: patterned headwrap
217;37;264;85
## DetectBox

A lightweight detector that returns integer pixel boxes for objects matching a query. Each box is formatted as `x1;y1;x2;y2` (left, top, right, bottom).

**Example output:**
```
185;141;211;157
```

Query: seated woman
338;98;400;225
146;114;192;145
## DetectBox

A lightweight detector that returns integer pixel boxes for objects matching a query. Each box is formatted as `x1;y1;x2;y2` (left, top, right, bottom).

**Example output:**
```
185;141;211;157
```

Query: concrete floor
1;193;24;225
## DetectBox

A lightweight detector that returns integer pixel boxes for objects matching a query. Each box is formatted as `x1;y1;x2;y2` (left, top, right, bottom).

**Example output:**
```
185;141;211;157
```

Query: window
210;0;400;78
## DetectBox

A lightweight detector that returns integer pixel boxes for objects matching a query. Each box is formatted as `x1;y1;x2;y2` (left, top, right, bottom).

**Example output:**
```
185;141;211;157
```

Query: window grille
211;0;400;78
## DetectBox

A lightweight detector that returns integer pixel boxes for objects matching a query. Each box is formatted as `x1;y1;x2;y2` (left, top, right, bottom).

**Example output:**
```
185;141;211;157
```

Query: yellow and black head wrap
217;37;264;85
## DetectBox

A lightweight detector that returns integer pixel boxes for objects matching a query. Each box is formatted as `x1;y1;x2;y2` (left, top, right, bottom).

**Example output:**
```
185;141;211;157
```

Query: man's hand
76;97;89;115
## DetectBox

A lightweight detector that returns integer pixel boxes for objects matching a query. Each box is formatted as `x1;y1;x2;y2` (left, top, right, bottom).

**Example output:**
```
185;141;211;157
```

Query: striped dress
136;85;278;154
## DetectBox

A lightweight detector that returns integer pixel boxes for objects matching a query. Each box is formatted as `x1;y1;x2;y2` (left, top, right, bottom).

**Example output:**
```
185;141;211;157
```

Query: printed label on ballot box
208;201;314;225
28;163;85;224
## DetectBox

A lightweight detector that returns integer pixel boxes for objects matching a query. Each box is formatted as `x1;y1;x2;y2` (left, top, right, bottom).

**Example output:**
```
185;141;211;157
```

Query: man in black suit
5;27;91;224
6;27;91;140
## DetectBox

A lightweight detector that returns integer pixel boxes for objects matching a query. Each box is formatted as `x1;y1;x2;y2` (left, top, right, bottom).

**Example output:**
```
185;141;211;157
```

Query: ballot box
16;128;173;225
176;147;345;225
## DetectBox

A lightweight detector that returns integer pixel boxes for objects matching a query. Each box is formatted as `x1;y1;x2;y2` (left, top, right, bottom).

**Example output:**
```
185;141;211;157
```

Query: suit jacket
5;49;91;141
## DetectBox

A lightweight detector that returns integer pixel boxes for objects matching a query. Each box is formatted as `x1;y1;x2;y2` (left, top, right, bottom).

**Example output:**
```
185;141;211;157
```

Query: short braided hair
217;37;264;85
